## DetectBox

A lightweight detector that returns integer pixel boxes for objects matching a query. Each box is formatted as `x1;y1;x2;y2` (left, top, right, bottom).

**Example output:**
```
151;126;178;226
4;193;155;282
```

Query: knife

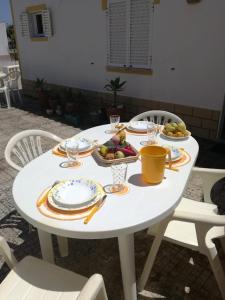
84;195;107;224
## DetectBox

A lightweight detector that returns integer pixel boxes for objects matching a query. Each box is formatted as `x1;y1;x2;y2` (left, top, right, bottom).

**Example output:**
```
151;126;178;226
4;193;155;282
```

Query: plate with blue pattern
59;137;92;152
162;145;182;162
128;121;148;132
48;178;102;210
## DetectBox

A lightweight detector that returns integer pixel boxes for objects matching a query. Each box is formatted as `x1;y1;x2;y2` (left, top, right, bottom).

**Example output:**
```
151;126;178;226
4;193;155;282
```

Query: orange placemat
52;145;94;158
36;187;94;220
165;150;191;168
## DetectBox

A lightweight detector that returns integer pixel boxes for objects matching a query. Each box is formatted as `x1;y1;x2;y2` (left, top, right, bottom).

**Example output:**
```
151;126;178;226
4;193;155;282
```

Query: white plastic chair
3;68;22;105
0;236;108;300
130;110;183;124
5;129;63;171
0;81;11;108
138;167;225;300
4;130;69;258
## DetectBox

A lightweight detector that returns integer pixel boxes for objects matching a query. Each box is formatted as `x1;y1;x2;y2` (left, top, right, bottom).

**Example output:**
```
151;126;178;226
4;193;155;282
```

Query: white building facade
10;0;225;138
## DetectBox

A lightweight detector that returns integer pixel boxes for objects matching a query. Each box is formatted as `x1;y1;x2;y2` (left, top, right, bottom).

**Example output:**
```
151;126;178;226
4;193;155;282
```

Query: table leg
118;234;137;300
57;236;69;257
37;229;54;263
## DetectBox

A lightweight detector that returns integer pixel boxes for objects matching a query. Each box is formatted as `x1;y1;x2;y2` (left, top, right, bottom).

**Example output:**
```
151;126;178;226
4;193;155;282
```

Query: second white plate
129;121;148;132
59;137;92;152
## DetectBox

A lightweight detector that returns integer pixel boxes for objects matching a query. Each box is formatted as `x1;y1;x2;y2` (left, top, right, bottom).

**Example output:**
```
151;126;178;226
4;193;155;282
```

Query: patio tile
0;107;224;300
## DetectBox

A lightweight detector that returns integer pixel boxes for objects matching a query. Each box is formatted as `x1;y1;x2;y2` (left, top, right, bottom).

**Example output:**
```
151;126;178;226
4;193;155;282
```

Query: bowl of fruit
94;130;139;164
161;122;191;140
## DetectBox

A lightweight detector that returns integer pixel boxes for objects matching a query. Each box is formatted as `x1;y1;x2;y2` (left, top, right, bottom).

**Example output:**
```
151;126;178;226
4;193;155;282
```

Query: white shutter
107;0;127;67
129;0;152;69
20;13;30;38
42;10;52;37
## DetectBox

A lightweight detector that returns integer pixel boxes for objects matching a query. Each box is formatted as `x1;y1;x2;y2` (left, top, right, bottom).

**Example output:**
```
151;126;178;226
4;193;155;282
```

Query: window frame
106;0;153;72
20;4;52;42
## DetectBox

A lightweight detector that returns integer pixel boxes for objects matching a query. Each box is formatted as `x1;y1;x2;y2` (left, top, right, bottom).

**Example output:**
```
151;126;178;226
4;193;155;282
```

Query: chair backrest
130;110;183;124
3;69;21;90
5;129;63;171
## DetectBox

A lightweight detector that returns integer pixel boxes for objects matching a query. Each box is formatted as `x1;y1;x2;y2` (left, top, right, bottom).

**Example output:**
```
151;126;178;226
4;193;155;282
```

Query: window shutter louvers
107;0;152;70
107;0;127;67
130;0;151;68
20;13;30;38
42;10;52;37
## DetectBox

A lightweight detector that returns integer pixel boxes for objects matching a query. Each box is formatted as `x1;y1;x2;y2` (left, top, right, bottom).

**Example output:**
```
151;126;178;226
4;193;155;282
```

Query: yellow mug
140;145;171;184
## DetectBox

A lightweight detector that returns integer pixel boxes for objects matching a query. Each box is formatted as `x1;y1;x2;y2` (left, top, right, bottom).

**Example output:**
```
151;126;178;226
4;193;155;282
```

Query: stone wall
22;79;220;140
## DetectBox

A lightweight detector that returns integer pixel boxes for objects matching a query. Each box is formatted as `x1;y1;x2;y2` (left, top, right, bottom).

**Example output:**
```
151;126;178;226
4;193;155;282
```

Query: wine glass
105;115;120;134
140;122;157;146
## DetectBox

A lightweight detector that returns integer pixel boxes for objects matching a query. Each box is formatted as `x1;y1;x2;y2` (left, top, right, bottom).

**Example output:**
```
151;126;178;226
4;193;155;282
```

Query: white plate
48;178;101;209
160;130;191;140
48;189;104;212
59;138;92;152
162;145;182;162
129;121;148;132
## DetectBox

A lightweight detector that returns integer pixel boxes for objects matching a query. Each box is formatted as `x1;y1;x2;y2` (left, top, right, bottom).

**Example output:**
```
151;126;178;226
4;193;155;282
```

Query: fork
37;181;60;207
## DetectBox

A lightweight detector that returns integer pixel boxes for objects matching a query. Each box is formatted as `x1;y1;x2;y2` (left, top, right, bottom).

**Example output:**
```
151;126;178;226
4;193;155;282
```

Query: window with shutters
20;5;52;41
107;0;153;74
33;13;44;37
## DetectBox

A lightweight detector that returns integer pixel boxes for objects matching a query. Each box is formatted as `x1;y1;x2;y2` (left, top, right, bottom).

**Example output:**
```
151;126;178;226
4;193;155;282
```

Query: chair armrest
173;209;225;226
77;274;108;300
0;236;17;269
192;167;225;175
192;167;225;203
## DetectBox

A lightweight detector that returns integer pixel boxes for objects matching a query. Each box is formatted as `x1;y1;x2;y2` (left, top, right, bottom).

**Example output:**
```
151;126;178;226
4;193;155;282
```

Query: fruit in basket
116;146;137;156
105;152;115;160
118;129;126;144
163;121;189;137
111;134;120;145
100;145;109;157
98;130;137;160
115;151;125;159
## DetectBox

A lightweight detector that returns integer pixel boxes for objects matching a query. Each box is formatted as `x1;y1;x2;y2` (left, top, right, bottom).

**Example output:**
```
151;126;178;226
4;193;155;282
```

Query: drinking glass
111;162;127;192
65;139;79;167
110;115;120;133
140;122;157;146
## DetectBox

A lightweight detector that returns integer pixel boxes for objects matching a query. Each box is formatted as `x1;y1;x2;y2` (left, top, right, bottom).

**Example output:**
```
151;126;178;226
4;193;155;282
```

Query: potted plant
104;77;126;116
35;78;50;111
63;88;80;126
48;89;59;114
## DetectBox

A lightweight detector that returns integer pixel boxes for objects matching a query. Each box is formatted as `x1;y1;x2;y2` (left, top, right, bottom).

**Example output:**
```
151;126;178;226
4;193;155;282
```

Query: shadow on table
128;174;160;187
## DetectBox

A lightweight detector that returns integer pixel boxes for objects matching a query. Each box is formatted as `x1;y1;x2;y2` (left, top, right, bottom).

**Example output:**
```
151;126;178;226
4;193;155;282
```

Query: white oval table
13;124;199;300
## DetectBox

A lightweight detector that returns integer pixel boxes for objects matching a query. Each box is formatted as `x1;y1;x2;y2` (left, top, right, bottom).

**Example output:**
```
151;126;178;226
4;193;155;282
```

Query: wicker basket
93;145;139;165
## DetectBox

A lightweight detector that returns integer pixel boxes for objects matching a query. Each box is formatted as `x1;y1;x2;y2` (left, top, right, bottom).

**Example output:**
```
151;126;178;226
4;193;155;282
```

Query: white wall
0;22;12;68
0;22;9;55
11;0;225;110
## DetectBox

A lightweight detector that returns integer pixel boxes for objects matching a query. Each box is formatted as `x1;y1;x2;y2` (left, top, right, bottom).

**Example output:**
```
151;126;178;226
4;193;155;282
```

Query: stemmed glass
140;121;157;146
105;115;120;134
65;139;80;167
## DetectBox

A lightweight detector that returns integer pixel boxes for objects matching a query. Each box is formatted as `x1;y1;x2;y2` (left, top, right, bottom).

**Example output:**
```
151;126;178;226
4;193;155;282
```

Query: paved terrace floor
0;107;225;300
